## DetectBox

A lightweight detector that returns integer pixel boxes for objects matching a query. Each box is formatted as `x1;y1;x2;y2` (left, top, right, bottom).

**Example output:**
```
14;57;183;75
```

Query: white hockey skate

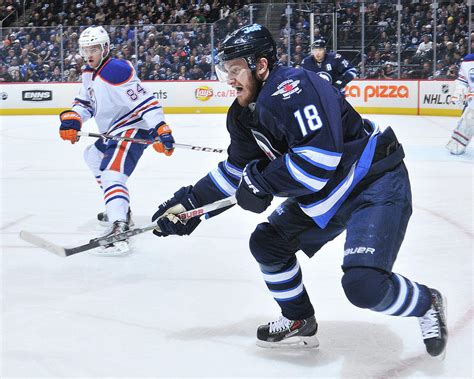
90;220;131;257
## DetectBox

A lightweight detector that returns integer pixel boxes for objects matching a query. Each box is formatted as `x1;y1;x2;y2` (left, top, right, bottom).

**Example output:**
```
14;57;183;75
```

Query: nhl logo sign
441;84;449;94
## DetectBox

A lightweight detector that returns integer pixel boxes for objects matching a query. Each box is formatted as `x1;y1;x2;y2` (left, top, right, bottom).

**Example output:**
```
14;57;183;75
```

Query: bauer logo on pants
22;90;53;101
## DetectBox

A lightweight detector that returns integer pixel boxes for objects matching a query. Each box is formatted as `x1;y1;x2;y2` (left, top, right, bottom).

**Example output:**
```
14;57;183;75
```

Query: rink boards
0;79;461;116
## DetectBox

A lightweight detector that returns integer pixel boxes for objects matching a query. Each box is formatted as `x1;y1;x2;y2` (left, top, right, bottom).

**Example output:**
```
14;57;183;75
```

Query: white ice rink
1;114;473;378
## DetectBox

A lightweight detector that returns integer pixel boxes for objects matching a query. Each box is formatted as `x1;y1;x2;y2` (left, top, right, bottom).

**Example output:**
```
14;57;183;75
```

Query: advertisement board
0;80;461;117
418;81;460;116
345;81;418;114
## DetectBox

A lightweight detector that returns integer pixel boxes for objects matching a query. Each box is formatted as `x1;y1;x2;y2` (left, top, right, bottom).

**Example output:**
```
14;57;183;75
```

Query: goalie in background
59;26;175;256
446;55;473;155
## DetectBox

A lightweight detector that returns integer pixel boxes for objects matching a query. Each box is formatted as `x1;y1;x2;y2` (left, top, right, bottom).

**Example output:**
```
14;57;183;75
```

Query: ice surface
1;114;472;378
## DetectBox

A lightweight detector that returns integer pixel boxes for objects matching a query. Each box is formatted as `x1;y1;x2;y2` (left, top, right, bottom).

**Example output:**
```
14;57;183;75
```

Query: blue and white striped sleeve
191;159;243;217
258;144;341;198
208;160;242;197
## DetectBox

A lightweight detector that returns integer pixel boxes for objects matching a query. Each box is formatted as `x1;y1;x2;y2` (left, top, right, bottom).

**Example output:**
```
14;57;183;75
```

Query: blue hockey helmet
216;24;277;81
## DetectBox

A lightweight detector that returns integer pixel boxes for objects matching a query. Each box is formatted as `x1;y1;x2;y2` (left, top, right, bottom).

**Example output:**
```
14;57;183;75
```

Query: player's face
223;58;257;107
312;48;326;63
81;45;103;69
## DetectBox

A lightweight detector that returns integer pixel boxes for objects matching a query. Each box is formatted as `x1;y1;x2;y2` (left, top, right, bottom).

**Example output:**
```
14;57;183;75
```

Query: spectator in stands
367;51;385;74
178;65;189;80
51;65;62;82
446;64;458;80
0;66;12;82
197;56;212;79
188;65;204;80
10;68;22;82
366;45;377;61
381;63;397;79
433;60;449;79
415;34;433;58
278;54;292;67
420;62;432;79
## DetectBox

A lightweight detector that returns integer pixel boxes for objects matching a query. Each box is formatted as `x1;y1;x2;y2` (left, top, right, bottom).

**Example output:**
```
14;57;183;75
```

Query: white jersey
455;54;474;95
72;58;164;135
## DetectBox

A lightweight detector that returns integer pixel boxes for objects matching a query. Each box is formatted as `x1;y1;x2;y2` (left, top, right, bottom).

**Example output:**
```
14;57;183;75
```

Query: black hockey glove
235;159;274;214
152;186;201;237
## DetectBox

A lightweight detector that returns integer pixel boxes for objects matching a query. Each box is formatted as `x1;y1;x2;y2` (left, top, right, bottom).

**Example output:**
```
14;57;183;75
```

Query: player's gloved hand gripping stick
152;186;203;237
152;123;175;156
59;110;82;144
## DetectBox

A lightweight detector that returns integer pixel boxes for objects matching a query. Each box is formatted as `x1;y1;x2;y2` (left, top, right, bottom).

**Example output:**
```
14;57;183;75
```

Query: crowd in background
1;0;250;82
276;0;468;80
0;1;27;28
0;0;470;82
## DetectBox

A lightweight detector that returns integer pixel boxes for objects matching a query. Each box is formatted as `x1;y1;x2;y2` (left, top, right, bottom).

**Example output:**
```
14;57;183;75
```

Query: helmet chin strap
250;67;266;102
97;44;110;68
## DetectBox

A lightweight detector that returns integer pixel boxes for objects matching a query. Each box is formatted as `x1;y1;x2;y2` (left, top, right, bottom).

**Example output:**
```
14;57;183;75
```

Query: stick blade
19;231;67;257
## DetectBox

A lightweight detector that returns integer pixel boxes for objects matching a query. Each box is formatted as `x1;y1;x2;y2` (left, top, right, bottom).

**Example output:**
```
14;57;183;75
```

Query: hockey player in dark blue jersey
302;38;357;94
151;24;447;355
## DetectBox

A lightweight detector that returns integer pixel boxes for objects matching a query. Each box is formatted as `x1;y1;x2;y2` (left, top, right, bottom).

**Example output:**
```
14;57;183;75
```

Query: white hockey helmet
79;26;110;59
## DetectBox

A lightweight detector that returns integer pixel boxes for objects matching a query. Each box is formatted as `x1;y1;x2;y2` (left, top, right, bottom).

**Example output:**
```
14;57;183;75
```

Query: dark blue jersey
302;52;357;92
189;65;387;228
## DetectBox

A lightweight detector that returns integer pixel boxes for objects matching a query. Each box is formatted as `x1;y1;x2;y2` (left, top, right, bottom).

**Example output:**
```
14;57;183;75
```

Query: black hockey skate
92;220;131;256
256;315;319;348
418;288;448;357
97;208;133;227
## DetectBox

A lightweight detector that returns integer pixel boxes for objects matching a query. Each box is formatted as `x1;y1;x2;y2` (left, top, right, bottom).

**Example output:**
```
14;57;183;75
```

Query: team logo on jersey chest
271;79;302;100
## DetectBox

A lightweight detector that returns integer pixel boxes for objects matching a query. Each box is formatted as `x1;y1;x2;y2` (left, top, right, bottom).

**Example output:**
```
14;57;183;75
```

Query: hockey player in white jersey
446;54;474;155
59;26;175;255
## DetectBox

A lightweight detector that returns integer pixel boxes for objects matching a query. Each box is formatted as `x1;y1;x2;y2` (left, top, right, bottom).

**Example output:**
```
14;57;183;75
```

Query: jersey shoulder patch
267;66;306;101
98;59;134;85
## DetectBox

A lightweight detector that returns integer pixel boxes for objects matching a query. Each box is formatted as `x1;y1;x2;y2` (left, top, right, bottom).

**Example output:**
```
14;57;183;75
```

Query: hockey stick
78;131;226;154
19;195;236;258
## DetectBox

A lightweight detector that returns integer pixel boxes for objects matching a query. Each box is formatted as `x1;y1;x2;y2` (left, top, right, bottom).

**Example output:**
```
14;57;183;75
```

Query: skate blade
256;335;319;349
88;241;131;257
437;295;448;361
